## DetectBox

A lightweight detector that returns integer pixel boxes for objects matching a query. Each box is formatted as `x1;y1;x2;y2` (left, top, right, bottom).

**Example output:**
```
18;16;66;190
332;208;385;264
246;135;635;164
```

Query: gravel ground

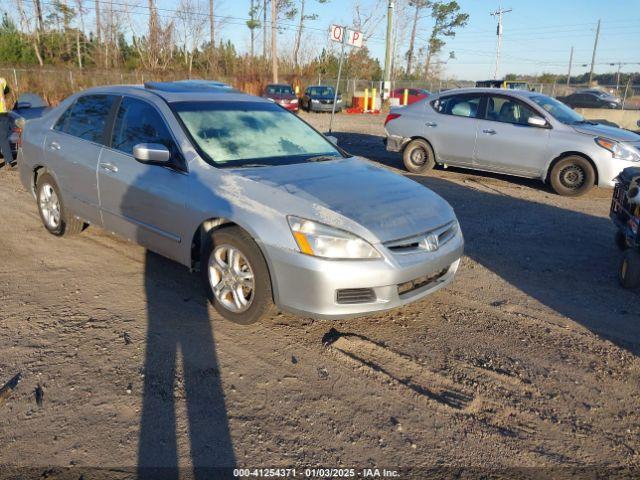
0;111;639;478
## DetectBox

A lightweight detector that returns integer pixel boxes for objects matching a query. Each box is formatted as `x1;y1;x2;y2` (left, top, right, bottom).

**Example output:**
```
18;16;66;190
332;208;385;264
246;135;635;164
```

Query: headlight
288;216;381;259
291;98;298;104
595;137;640;162
311;99;320;103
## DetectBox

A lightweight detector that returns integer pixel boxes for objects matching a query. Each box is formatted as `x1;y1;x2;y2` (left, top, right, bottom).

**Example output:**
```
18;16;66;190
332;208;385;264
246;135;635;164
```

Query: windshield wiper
306;155;341;163
234;163;270;168
573;120;597;125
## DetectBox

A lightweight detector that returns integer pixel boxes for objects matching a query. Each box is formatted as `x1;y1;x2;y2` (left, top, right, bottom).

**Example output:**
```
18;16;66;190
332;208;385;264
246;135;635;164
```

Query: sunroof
144;80;236;93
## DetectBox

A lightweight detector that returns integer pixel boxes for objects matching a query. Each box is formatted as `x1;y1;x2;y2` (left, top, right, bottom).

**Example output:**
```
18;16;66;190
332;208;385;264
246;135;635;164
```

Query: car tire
619;250;640;289
403;139;436;174
615;230;629;250
36;173;84;236
549;155;595;196
201;225;275;324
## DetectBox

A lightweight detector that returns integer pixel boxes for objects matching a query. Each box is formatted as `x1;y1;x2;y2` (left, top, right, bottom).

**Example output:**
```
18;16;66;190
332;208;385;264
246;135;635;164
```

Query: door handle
482;129;497;135
99;162;119;173
49;141;61;150
425;122;438;127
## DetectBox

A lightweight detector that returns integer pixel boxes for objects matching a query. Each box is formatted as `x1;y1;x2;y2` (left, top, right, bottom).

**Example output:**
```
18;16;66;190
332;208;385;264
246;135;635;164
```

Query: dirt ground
1;111;639;479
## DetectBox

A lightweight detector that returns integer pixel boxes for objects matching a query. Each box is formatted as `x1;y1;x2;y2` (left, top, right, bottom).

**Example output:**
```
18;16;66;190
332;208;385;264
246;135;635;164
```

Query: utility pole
566;46;573;87
382;0;394;100
588;19;600;86
271;0;277;82
490;5;512;80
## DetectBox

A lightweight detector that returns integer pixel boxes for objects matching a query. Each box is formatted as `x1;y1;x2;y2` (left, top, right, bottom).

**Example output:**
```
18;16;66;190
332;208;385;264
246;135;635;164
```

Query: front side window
485;96;538;125
174;101;342;167
111;97;174;155
529;94;583;125
54;94;116;144
432;94;482;118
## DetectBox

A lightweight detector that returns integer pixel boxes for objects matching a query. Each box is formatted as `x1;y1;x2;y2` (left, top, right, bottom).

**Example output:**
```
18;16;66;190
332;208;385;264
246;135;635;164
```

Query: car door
98;96;190;263
474;94;551;177
45;94;117;225
428;92;483;166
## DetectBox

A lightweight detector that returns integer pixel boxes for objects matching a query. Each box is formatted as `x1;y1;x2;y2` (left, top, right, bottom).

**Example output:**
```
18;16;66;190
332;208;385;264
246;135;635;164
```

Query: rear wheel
549;155;595;196
201;226;275;324
619;250;640;289
36;173;84;236
402;139;436;174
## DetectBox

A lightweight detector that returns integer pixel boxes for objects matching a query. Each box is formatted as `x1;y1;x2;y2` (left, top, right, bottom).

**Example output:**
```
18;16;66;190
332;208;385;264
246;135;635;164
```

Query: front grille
385;221;458;254
336;288;376;304
398;268;448;296
320;99;333;104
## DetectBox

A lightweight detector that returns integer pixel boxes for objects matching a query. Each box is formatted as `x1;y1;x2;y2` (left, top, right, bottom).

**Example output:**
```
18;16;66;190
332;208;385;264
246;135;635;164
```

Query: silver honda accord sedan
385;87;640;196
18;82;463;324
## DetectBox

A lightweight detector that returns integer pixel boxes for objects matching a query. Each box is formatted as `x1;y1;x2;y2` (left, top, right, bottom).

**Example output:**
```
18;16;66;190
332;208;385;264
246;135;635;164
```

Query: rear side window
432;94;482;118
111;97;174;155
54;94;116;144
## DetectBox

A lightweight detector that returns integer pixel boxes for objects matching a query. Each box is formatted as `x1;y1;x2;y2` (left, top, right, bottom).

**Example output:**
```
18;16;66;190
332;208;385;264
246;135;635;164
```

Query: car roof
266;83;293;87
69;82;272;105
435;87;538;99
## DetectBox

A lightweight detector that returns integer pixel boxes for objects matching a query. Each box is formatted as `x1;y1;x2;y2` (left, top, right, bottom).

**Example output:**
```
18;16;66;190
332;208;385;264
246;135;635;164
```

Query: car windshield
529;94;584;125
309;86;334;97
266;85;294;95
174;101;342;167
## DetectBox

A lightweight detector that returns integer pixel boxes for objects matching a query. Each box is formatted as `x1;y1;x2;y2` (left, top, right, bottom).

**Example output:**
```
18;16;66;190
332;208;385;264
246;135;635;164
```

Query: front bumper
597;157;640;188
277;101;299;112
262;230;464;319
386;134;407;153
310;101;343;112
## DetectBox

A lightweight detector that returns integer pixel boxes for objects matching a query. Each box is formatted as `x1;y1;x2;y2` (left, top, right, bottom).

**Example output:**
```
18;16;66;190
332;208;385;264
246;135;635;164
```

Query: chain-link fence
1;66;639;110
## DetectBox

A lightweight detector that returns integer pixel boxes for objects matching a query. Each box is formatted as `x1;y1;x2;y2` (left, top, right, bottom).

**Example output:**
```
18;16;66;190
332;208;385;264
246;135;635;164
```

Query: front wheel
402;139;436;174
36;173;84;236
201;226;275;324
619;250;640;289
549;155;595;196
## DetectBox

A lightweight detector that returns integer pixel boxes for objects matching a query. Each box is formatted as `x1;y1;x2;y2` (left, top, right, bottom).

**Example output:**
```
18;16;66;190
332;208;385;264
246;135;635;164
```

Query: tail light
9;126;22;147
384;113;401;126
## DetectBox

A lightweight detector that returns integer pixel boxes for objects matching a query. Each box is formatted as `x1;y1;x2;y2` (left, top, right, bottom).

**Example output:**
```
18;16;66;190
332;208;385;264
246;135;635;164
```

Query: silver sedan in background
18;82;463;324
385;87;640;196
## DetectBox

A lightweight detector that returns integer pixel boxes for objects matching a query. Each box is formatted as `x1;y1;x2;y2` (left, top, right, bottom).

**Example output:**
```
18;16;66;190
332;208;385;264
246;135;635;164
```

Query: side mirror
15;101;32;110
528;116;547;128
325;135;338;145
133;143;171;165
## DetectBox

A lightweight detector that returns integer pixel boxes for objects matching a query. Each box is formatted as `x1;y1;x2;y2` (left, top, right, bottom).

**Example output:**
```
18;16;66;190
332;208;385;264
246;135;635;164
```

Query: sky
12;0;640;81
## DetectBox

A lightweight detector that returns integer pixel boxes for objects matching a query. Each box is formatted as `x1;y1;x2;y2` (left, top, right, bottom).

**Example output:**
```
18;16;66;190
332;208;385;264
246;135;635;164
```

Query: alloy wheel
208;244;255;313
39;184;61;230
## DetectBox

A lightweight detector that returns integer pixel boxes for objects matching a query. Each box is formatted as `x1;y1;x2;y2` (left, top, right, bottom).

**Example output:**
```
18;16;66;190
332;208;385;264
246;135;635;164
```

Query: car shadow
332;130;553;191
407;174;640;355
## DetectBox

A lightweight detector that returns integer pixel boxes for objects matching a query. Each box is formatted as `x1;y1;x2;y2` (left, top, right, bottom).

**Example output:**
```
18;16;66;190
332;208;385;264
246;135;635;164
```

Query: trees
422;1;468;80
405;0;429;77
292;0;327;71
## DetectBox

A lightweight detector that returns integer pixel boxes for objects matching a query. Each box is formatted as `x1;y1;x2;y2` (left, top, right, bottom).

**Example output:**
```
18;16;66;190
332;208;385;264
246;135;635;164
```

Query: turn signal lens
384;113;401;126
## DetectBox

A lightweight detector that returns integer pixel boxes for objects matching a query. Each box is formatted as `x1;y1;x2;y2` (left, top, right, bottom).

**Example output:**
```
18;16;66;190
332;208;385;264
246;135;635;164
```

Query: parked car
301;85;343;112
390;87;430;105
19;82;464;324
262;83;299;112
557;89;621;109
2;93;49;161
475;79;530;90
384;87;640;196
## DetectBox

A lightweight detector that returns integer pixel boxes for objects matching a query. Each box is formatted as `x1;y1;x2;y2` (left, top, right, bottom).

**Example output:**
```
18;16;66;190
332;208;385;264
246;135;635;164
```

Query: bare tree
405;0;429;77
352;0;385;41
270;0;297;81
177;0;207;76
293;0;327;71
246;0;260;57
132;0;175;70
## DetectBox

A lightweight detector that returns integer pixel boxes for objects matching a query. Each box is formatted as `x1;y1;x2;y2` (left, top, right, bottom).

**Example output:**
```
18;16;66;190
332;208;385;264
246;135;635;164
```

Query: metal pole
588;19;600;86
616;62;621;92
382;0;394;101
566;46;573;87
491;6;512;80
329;28;346;133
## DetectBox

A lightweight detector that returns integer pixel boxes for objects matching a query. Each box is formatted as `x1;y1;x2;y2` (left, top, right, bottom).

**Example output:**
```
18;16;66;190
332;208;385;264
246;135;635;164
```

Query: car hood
571;122;640;142
265;93;296;101
231;157;456;243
